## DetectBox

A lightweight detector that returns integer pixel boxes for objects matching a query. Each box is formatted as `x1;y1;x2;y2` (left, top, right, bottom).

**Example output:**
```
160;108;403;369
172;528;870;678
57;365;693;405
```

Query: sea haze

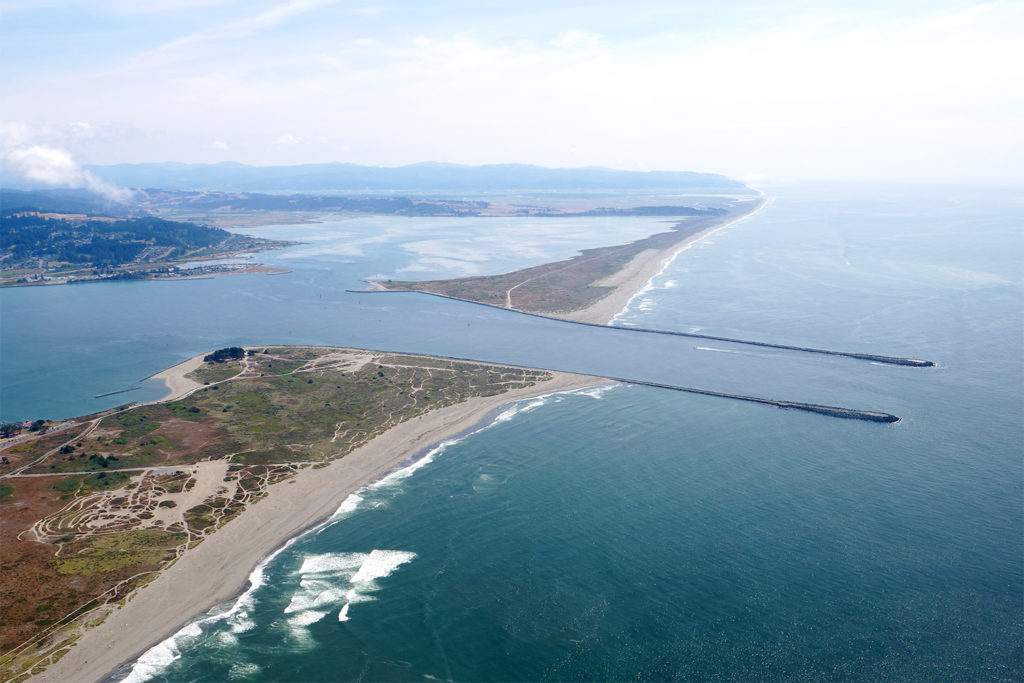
1;184;1020;680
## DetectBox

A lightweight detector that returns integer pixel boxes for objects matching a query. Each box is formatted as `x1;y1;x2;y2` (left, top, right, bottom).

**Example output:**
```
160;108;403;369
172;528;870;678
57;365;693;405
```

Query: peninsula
0;342;904;681
373;200;764;324
369;200;934;368
0;347;606;681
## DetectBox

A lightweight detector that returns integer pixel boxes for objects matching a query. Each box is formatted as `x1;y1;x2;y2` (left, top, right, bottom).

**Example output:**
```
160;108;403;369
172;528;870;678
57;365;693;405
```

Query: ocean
1;183;1020;680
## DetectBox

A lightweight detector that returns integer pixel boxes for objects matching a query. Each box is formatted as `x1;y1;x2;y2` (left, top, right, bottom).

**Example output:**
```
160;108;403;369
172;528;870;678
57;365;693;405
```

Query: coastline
0;265;291;289
146;353;206;402
557;197;770;325
30;197;764;681
37;365;609;683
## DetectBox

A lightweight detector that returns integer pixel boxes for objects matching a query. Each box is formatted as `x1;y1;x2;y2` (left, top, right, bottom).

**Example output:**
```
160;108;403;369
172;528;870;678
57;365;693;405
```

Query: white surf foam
282;550;417;629
122;530;306;682
696;345;742;354
350;549;416;584
228;662;261;679
566;384;618;400
327;491;364;521
338;550;417;621
121;623;201;683
610;197;772;325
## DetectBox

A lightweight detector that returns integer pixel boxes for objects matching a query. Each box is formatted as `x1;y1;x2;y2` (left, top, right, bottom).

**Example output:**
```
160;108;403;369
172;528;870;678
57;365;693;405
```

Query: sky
1;0;1022;186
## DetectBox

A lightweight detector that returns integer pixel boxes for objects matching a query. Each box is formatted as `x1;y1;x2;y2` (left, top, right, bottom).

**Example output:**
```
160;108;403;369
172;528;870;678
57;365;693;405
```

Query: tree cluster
203;347;246;363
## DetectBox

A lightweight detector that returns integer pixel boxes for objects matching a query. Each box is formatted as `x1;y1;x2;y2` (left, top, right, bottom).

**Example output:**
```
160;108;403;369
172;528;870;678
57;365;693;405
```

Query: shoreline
559;196;770;325
146;353;207;402
0;265;291;289
37;361;609;683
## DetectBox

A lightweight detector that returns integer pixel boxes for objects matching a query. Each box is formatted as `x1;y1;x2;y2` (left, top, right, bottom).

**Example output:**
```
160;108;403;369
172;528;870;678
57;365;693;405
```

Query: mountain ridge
3;162;746;194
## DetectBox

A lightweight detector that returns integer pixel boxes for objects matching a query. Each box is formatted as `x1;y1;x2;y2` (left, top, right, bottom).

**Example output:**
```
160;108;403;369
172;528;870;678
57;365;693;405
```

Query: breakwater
350;289;935;368
403;351;901;424
609;377;900;422
94;386;142;398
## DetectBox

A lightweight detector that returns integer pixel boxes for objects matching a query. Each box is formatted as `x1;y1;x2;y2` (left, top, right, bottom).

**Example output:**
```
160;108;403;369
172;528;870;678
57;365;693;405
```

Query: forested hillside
1;211;231;267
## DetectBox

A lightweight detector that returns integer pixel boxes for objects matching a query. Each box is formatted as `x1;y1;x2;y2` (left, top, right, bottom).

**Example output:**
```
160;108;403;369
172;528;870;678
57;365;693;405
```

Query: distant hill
0;188;140;217
0;206;290;287
71;162;748;193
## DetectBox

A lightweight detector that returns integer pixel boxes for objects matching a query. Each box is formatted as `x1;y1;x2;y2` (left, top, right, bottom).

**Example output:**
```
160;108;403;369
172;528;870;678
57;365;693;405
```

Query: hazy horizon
2;0;1022;193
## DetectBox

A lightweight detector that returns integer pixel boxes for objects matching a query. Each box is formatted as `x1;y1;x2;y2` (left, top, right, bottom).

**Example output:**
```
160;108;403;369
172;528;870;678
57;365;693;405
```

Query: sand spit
36;368;608;683
559;198;770;325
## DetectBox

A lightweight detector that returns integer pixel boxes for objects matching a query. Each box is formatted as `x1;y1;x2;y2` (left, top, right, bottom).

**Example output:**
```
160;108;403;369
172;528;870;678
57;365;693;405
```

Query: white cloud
351;6;383;17
140;0;341;64
4;2;1021;182
1;144;133;201
212;139;230;149
550;29;602;49
0;121;35;148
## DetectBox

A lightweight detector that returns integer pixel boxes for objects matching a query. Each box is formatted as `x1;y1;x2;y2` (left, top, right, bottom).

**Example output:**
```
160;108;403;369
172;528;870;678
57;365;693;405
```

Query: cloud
212;139;230;149
4;2;1020;182
1;144;133;202
351;6;382;17
144;0;341;60
550;29;602;49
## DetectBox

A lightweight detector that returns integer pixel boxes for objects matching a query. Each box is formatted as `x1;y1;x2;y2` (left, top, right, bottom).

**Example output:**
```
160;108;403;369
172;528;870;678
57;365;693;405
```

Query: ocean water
1;184;1021;680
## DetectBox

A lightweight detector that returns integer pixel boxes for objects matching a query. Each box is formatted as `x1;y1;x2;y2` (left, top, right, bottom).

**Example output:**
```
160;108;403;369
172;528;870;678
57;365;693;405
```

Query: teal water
1;185;1021;680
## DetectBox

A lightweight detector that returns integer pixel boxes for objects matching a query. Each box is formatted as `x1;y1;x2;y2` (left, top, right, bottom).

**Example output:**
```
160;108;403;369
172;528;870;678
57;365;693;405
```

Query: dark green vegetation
1;211;230;265
203;347;246;363
0;204;291;286
0;210;280;268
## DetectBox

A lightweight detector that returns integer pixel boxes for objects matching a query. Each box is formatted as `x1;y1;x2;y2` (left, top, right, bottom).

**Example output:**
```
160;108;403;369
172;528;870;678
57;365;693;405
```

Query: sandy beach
38;366;608;683
557;198;768;325
147;353;206;402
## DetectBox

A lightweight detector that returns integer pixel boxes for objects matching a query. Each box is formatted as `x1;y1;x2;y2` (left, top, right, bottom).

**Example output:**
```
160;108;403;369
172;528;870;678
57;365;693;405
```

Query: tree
203;346;246;363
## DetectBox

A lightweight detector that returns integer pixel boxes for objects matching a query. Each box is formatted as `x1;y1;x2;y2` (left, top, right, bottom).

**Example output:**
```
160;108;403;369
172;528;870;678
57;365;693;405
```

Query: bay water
1;184;1020;680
